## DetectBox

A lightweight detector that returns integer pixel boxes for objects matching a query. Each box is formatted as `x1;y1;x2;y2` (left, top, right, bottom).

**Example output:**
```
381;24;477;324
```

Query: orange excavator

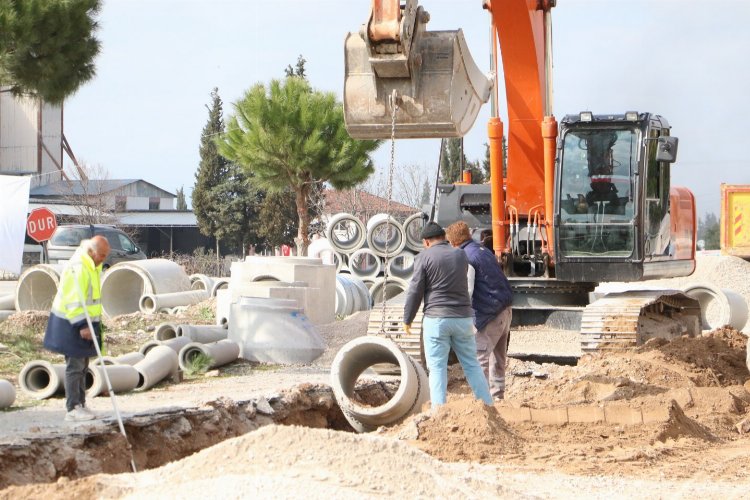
345;0;701;356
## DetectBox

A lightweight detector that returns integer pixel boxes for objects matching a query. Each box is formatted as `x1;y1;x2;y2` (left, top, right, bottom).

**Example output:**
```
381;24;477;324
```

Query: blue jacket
461;239;512;331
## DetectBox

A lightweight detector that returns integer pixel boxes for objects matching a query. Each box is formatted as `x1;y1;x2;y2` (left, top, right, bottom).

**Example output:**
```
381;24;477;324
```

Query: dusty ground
1;254;750;497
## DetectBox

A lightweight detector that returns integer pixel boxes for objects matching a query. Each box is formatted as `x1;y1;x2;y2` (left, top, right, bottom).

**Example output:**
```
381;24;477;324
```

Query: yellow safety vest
51;249;103;325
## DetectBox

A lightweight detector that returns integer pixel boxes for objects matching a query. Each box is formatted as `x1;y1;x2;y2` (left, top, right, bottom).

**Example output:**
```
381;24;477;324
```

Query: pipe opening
17;271;57;311
101;268;147;317
25;366;51;391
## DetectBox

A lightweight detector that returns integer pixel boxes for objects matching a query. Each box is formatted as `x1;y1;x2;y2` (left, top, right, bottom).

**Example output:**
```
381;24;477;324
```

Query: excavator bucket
344;28;493;140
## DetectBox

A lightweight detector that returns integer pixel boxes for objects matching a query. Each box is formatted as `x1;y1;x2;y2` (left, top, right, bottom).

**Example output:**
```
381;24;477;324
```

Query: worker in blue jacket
447;221;513;400
44;235;110;421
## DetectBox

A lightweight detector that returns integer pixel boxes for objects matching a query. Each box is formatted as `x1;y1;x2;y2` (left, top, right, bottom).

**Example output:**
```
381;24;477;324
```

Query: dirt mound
638;328;749;387
396;398;521;463
654;400;716;443
2;311;49;331
0;425;520;499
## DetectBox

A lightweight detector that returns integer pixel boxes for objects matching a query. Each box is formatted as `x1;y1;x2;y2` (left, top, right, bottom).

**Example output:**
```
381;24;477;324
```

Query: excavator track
580;290;701;352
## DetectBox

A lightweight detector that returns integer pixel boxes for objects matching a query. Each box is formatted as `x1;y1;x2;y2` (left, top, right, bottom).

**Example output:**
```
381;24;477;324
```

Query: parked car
46;224;146;268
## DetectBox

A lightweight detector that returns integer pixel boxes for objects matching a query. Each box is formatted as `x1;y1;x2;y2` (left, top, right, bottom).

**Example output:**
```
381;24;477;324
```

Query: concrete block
642;403;672;424
567;405;605;424
736;418;750;434
604;404;643;425
496;406;531;423
530;407;569;425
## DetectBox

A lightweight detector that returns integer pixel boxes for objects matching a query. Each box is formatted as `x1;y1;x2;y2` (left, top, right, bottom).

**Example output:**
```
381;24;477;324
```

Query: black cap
420;221;445;240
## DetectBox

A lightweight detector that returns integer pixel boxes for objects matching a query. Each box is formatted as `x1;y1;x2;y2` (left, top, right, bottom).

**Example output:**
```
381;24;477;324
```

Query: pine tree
439;138;466;184
420;179;432;206
0;0;101;103
175;187;188;210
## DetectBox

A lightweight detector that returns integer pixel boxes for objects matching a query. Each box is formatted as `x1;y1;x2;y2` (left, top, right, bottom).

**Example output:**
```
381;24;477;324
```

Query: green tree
439;138;465;184
420;179;431;206
0;0;101;103
220;76;380;254
175;186;188;210
284;54;306;79
193;88;258;256
698;212;720;250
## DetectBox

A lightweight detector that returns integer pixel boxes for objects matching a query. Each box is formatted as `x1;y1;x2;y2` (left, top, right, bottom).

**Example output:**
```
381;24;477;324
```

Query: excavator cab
344;0;493;139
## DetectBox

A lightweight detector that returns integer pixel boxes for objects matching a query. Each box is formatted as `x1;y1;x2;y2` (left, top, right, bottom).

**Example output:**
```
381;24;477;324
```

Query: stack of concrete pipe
323;212;424;306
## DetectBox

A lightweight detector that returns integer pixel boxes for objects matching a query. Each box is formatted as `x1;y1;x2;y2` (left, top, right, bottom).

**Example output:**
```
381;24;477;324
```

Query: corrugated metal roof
28;200;97;216
30;179;139;196
116;211;197;227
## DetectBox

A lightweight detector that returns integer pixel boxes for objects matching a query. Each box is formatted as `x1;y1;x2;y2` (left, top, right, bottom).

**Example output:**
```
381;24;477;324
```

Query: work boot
65;405;96;422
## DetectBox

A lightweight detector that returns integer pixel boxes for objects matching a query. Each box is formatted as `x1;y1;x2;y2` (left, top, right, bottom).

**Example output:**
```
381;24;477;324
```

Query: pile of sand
0;425;520;499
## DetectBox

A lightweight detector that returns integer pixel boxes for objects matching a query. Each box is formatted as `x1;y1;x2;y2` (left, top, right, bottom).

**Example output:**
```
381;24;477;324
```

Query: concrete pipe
100;259;192;317
85;364;140;398
348;248;382;280
189;274;215;292
335;275;357;317
308;238;344;273
330;335;430;433
178;339;240;372
229;297;326;364
351;276;372;310
133;345;179;391
177;324;228;344
154;322;180;341
139;290;209;314
0;294;15;311
387;251;416;280
210;278;230;298
140;335;193;356
403;213;426;252
15;264;63;311
369;277;410;304
19;360;66;399
681;283;749;331
0;379;16;409
107;352;145;366
366;214;406;258
326;212;367;254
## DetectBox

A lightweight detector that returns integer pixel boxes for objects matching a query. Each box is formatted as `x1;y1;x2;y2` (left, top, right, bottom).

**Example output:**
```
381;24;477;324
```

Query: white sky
64;0;750;217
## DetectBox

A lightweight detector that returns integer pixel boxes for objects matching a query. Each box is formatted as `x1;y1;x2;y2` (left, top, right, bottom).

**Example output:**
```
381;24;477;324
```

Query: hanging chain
379;89;399;335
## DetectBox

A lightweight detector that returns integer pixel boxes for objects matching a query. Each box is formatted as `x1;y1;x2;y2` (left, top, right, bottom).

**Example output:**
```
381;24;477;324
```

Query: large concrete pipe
336;275;372;316
139;290;209;314
177;324;228;343
387;251;416;280
85;364;140;398
133;345;179;391
229;297;326;364
369;277;410;304
366;214;406;258
326;212;367;254
0;294;15;311
682;283;749;331
19;360;66;399
100;259;191;317
189;274;216;292
308;237;344;273
0;379;15;409
330;335;430;433
403;213;426;252
15;264;63;311
348;248;382;280
140;336;192;356
178;339;240;372
210;278;230;298
154;322;180;341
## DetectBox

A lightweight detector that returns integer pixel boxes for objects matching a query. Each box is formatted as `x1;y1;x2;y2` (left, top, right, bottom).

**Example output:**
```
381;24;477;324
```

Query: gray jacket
403;240;473;324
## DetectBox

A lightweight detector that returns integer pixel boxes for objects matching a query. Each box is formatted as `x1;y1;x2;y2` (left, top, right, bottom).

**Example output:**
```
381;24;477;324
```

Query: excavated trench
0;381;400;490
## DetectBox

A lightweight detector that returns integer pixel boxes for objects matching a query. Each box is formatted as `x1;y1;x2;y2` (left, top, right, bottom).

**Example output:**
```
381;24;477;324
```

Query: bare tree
56;162;118;225
393;163;431;210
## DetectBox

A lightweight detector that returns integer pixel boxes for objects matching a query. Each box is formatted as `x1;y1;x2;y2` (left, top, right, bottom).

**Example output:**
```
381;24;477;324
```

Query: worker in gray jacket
403;222;492;407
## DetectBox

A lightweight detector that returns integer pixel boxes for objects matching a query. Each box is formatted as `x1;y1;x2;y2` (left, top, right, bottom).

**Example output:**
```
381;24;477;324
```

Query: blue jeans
422;316;492;406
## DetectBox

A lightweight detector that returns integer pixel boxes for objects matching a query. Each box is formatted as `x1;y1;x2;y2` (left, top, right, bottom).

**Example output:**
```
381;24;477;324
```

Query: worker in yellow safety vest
44;235;110;422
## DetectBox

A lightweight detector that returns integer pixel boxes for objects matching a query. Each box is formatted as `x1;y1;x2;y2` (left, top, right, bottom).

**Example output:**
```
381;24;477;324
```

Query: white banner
0;175;31;275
